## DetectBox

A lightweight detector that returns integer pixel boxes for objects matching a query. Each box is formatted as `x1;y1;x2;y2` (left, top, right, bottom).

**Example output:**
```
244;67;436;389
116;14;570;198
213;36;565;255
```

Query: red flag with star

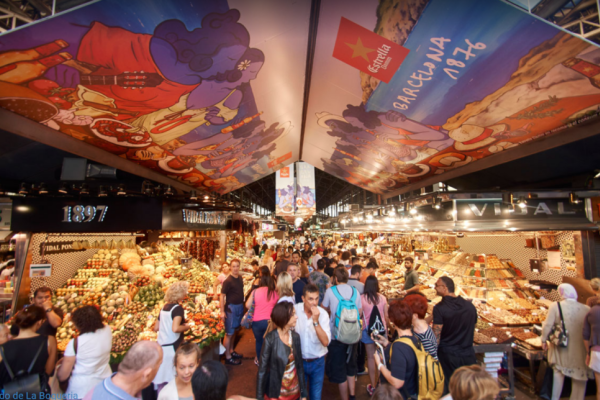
332;17;410;83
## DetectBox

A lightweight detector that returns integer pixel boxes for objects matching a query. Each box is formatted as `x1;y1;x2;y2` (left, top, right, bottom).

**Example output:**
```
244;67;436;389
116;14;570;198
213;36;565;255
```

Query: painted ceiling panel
302;0;600;195
0;0;309;194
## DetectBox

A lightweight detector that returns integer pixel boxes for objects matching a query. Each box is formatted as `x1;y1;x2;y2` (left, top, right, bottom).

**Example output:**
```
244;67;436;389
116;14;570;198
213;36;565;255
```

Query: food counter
7;230;266;363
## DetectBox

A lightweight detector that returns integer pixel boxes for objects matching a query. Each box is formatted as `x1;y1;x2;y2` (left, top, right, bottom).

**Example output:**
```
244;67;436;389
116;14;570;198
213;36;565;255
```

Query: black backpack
0;341;47;396
367;300;386;337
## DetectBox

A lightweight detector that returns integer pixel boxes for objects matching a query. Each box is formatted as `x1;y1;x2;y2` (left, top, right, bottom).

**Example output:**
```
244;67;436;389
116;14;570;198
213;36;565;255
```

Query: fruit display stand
40;241;226;361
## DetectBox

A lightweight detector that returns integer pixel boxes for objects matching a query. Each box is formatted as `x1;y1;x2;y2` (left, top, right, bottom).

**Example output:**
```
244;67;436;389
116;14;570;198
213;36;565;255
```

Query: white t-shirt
322;284;362;332
64;324;113;398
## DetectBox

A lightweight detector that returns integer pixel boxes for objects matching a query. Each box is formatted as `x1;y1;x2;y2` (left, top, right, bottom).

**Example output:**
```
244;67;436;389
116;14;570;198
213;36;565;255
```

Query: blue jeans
225;303;244;335
252;319;270;358
303;356;326;400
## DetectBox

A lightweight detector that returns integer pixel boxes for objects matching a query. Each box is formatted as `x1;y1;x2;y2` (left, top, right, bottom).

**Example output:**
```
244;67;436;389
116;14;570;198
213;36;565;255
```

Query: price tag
533;269;539;273
524;329;530;333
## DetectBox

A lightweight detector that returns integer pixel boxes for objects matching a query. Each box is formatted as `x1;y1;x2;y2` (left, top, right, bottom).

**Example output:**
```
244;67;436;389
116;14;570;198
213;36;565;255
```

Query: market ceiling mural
0;0;309;194
302;0;600;195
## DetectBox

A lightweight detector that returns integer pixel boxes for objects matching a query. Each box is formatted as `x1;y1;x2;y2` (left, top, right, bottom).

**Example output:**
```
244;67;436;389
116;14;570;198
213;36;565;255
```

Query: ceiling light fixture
58;182;68;194
189;190;198;200
433;197;442;210
517;196;527;209
164;185;174;197
142;181;153;196
409;206;417;215
38;183;48;195
116;184;126;196
18;182;28;195
98;186;108;197
80;184;90;196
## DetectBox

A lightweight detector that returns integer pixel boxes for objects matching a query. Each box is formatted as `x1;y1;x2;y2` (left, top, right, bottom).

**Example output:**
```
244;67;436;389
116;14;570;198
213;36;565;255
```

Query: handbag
0;341;46;396
58;336;78;392
241;291;255;329
548;303;569;348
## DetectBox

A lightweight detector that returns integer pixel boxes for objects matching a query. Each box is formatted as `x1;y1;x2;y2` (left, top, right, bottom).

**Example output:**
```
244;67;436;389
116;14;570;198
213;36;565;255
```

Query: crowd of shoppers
7;236;600;400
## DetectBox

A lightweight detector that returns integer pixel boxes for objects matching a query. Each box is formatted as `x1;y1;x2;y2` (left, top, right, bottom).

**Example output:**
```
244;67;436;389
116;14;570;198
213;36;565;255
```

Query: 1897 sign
11;198;162;232
62;205;108;223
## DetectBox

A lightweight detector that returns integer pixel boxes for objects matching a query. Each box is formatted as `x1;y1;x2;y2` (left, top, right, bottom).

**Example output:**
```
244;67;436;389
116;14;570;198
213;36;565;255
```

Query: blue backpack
332;286;362;344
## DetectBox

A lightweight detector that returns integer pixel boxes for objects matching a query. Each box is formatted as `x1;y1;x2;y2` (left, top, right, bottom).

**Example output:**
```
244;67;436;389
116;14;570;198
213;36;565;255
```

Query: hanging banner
296;162;316;219
275;164;295;217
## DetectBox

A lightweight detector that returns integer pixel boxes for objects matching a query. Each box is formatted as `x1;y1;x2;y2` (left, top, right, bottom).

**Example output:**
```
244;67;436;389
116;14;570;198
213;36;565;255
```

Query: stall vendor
11;286;64;338
400;257;420;296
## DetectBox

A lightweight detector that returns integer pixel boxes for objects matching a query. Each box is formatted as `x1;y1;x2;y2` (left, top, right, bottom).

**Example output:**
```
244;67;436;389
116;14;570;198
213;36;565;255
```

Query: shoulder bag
0;340;46;396
58;336;78;392
548;302;569;348
241;291;255;329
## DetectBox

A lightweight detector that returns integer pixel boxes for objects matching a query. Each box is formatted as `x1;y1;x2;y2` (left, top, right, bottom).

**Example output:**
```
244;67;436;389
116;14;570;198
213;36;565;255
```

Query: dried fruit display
474;332;495;344
480;327;513;343
512;331;539;342
486;256;504;269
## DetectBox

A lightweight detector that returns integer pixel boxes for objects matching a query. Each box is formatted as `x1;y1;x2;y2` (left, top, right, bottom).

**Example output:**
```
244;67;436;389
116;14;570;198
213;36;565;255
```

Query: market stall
7;197;260;363
329;195;598;392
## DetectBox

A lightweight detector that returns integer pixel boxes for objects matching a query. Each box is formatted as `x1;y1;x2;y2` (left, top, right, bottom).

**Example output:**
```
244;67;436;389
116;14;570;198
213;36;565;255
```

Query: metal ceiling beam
0;108;194;192
0;1;34;20
381;117;600;200
532;0;573;19
556;0;596;24
24;0;52;16
298;0;321;160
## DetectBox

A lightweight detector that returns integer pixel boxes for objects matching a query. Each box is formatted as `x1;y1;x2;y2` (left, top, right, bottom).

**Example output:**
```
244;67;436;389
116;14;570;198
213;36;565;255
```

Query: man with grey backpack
322;267;362;400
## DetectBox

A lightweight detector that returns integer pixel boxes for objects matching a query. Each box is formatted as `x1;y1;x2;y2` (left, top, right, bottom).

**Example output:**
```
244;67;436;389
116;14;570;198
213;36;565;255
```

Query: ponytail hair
14;305;45;329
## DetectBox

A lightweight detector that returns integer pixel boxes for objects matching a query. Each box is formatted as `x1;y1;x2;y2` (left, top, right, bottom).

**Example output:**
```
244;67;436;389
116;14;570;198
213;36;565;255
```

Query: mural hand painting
0;2;296;194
